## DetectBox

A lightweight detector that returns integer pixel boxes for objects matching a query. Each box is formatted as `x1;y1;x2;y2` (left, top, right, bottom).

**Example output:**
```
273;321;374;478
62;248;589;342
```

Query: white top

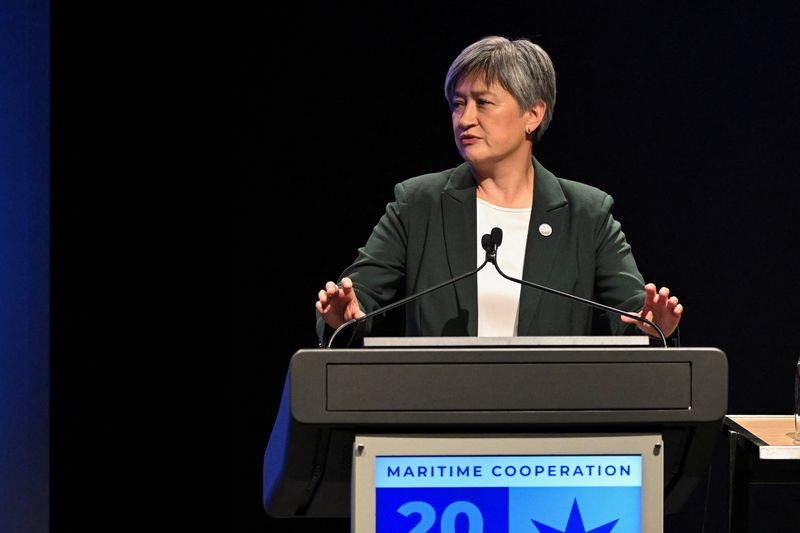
476;197;531;336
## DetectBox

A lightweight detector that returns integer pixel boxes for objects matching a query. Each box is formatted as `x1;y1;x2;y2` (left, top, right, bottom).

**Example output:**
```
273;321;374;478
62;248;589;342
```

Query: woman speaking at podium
315;36;682;346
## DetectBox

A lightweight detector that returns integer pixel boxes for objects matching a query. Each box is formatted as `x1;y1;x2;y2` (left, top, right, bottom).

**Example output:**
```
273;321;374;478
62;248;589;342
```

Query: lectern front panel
290;347;728;425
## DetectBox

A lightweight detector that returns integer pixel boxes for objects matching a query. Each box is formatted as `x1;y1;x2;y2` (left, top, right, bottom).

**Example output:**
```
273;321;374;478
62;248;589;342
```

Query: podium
263;340;727;532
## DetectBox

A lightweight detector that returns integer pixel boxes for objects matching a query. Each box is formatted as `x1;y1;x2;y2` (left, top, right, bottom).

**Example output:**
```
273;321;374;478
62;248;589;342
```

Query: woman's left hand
620;283;683;338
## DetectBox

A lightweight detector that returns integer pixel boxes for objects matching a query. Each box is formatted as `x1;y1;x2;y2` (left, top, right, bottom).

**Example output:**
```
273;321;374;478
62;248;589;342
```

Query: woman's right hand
315;277;365;329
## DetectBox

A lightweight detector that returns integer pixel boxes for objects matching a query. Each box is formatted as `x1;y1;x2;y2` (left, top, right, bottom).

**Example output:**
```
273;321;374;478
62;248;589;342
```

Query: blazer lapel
442;163;478;336
517;158;569;335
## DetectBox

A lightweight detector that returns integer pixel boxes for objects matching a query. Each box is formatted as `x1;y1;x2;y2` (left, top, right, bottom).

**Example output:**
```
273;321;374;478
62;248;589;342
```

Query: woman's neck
473;159;535;209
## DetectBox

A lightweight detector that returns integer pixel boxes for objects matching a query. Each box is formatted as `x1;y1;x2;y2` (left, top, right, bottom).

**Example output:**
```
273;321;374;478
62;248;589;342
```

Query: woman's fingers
318;281;344;315
668;296;679;310
326;280;338;295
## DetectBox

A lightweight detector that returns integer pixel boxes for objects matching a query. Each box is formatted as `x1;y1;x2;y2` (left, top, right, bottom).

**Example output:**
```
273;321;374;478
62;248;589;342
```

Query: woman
316;36;682;344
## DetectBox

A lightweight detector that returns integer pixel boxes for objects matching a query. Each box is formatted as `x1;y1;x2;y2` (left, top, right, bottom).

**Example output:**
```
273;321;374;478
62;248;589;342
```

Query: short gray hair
444;36;556;142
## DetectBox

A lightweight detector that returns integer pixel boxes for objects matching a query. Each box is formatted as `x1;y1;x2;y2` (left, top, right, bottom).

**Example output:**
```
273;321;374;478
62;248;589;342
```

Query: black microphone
325;234;498;349
486;227;669;348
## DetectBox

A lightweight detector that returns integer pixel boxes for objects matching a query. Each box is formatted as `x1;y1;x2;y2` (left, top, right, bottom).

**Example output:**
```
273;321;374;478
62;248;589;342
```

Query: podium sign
353;434;664;533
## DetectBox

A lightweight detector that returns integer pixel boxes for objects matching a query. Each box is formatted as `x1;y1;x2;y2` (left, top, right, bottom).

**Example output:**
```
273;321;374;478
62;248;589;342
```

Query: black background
52;2;800;531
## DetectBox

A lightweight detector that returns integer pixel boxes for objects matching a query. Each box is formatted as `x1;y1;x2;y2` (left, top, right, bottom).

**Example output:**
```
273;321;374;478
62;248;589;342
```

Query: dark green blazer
320;158;645;342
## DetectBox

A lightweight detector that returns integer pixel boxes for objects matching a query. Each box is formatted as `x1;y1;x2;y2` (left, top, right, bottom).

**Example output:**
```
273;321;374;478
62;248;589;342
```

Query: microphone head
491;227;503;247
481;234;492;251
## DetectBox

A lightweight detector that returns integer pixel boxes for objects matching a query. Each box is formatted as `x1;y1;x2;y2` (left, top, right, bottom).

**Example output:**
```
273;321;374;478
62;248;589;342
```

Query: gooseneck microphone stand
484;227;668;348
326;234;498;349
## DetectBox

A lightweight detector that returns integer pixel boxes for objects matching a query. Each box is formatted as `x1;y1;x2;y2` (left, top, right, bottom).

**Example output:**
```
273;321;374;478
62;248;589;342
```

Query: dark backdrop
49;2;800;532
50;4;219;530
234;3;800;531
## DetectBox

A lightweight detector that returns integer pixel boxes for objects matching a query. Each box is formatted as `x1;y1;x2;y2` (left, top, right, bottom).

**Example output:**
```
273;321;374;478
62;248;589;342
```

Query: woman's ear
525;101;547;135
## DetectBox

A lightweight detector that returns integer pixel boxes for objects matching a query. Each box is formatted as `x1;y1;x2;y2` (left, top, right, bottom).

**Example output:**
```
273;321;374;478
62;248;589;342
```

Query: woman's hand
621;283;683;338
315;277;365;330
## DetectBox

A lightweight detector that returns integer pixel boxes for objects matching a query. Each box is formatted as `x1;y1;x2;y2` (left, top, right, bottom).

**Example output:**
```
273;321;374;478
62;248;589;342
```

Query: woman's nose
457;101;477;129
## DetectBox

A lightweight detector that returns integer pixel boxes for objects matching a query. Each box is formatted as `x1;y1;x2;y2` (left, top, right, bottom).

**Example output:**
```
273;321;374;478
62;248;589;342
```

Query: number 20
396;500;484;533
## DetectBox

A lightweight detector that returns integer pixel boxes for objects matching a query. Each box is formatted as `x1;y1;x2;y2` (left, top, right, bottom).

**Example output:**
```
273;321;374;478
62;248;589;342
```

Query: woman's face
451;76;535;168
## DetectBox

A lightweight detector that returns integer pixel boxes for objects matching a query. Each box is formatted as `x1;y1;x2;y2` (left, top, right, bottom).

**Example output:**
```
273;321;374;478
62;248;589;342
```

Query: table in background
723;415;800;532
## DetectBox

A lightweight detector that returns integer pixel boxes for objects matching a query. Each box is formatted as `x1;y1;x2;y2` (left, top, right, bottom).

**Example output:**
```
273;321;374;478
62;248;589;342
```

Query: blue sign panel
376;455;642;533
